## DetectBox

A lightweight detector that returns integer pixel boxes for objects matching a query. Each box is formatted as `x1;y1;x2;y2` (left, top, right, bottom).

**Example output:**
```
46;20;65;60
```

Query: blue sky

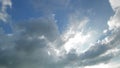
9;0;114;33
0;0;120;68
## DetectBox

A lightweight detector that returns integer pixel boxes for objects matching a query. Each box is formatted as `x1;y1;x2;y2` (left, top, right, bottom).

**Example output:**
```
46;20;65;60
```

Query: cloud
62;15;98;54
108;0;120;30
72;0;120;67
0;0;120;68
85;62;120;68
0;15;61;68
57;0;120;67
109;0;120;11
0;11;119;68
0;12;100;68
0;0;12;22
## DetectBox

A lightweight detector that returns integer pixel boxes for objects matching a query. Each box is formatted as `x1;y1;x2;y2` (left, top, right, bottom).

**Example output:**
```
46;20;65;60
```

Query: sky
0;0;120;68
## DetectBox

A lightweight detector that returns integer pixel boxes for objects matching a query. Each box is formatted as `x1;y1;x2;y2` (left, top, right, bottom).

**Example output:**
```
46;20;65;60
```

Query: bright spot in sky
64;31;91;53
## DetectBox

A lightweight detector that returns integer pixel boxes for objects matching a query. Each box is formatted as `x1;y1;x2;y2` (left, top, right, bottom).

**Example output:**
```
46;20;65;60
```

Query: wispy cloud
0;0;12;22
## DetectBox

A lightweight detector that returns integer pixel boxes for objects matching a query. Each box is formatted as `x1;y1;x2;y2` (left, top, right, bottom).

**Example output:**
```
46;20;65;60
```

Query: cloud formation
0;0;12;22
108;0;120;30
0;15;60;68
0;0;120;68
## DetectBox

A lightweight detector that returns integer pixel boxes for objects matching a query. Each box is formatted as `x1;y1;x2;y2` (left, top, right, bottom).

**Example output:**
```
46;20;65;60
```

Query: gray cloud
0;16;60;68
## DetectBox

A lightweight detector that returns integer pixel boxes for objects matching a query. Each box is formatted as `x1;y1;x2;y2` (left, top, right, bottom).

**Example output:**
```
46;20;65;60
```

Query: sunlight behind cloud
62;17;98;54
64;31;91;53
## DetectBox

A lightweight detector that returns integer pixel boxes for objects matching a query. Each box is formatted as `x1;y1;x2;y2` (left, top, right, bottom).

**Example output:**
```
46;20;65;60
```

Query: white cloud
108;0;120;30
109;0;120;11
62;18;97;54
59;3;120;66
0;0;12;22
85;62;120;68
63;18;89;52
75;0;120;67
61;12;100;55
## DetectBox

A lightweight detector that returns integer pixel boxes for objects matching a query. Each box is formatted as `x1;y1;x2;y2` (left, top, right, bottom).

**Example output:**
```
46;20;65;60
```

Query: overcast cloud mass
0;0;120;68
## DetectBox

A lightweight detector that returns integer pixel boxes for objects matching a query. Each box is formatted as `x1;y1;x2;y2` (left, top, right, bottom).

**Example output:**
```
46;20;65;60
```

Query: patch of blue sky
11;0;43;22
3;0;114;34
55;0;114;33
0;22;12;34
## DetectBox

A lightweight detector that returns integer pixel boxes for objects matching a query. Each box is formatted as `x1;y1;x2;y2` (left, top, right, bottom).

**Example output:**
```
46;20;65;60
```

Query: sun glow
64;31;91;53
